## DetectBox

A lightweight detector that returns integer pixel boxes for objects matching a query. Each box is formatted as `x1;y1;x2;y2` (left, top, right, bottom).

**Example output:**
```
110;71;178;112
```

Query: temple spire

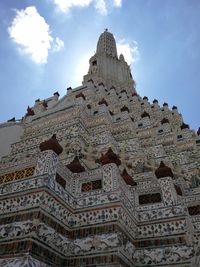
96;30;118;58
83;30;136;92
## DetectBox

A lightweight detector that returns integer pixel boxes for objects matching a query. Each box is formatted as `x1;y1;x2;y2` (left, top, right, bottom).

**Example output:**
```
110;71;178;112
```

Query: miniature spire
67;156;85;173
161;118;169;124
39;134;63;155
75;92;86;100
54;91;60;97
121;169;137;186
132;92;138;97
174;184;183;196
119;54;125;61
141;111;150;118
121;106;129;113
42;100;48;108
181;122;189;130
7;117;16;122
98;98;108;106
26;106;35;116
155;161;174;179
99;147;121;166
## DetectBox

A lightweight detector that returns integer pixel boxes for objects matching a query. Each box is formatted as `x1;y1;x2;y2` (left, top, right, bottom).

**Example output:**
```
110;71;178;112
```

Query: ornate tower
0;31;200;267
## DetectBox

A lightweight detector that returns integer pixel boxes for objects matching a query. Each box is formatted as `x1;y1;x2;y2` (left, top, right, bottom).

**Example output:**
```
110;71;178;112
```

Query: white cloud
53;0;93;13
117;39;140;65
95;0;107;15
53;37;64;52
113;0;122;7
52;0;122;14
8;6;64;64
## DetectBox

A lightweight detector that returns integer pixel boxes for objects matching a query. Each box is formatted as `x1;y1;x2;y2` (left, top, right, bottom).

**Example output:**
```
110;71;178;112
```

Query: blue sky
0;0;199;131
